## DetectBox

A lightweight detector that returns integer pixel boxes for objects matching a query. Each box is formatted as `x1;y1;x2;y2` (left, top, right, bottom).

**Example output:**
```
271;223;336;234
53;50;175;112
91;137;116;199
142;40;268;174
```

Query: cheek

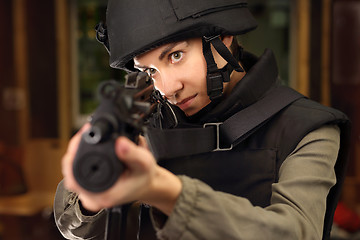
153;84;165;95
196;71;208;96
187;56;208;90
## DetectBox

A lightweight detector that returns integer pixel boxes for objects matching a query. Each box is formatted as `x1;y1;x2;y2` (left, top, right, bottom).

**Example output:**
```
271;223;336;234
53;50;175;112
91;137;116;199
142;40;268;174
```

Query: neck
223;64;246;97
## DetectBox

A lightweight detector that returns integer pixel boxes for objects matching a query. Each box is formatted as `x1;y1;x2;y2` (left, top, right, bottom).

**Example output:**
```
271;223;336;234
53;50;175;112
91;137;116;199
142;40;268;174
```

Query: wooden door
331;0;360;209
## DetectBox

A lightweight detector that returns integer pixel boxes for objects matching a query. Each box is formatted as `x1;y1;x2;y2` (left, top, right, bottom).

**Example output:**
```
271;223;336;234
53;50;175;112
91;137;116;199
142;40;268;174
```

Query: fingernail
117;138;129;155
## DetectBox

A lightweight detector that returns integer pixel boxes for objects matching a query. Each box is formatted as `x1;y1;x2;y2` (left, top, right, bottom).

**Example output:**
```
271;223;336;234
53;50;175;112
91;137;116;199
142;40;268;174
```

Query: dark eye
145;68;157;76
170;51;183;63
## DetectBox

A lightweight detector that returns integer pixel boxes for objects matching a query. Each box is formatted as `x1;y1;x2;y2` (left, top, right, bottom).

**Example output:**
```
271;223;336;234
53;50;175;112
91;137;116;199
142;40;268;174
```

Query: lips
176;94;197;110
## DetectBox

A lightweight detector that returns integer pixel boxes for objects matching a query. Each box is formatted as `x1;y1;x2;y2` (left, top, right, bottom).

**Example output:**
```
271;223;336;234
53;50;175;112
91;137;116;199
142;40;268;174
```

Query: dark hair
230;37;243;62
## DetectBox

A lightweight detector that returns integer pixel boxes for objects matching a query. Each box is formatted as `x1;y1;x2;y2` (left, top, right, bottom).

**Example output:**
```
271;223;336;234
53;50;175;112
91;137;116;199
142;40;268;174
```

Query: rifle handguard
73;72;155;192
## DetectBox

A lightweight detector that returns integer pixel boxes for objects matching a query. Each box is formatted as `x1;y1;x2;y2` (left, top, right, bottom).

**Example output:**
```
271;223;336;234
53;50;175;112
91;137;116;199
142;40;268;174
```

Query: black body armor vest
155;97;349;239
132;49;350;240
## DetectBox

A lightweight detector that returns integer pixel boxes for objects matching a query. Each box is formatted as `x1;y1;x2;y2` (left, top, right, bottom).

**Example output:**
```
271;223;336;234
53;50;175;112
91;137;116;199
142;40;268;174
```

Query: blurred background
0;0;359;239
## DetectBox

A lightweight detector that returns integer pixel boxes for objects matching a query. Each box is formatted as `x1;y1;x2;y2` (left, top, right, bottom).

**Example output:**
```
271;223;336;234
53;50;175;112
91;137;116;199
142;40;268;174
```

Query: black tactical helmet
97;0;257;99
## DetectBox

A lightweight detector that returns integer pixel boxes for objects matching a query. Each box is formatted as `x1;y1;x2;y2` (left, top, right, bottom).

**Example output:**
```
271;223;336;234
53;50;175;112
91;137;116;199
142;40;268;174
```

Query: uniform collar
188;48;279;123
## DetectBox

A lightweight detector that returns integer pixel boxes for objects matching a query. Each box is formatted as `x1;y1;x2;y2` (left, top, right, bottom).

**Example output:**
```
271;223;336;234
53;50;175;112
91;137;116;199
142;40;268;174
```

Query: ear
221;35;234;48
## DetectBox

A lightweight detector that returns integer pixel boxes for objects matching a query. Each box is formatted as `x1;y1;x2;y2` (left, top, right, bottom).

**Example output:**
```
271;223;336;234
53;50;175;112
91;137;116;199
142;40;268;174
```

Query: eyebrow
158;42;180;60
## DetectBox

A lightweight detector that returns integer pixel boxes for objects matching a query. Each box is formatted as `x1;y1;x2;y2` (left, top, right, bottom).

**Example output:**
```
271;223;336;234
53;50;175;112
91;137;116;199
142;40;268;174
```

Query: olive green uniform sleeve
53;180;107;240
152;125;340;240
54;125;340;239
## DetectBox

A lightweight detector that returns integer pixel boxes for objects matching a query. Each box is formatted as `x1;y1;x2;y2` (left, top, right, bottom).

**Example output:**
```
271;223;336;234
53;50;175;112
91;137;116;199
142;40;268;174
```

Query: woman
54;0;350;239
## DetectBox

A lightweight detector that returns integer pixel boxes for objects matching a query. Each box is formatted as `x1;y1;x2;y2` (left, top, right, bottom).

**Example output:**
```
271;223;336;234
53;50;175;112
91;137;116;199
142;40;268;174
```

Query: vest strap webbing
146;86;304;159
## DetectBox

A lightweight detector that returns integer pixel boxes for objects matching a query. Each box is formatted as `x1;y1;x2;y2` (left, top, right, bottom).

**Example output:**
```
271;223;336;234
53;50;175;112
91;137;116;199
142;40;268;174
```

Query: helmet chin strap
202;36;244;100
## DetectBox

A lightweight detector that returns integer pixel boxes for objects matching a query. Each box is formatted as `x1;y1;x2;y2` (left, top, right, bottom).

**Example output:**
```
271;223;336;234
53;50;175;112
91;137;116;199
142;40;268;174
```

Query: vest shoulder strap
146;86;304;159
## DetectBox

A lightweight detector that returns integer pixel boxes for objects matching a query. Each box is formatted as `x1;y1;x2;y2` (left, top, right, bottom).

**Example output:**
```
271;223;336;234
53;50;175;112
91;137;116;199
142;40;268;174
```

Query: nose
156;70;183;100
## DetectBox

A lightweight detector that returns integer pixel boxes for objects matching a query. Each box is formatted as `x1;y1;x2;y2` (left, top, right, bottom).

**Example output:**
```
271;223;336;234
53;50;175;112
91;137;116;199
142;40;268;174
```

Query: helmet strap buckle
203;34;221;42
207;71;224;100
95;22;110;53
202;36;237;100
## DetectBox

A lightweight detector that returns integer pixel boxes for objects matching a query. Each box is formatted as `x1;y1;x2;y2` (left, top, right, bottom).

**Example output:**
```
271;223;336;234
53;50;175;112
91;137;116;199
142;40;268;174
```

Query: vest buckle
203;122;233;151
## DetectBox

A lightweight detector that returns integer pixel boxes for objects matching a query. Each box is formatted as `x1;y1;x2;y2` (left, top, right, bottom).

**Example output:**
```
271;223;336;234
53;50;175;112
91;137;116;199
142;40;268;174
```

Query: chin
184;108;199;117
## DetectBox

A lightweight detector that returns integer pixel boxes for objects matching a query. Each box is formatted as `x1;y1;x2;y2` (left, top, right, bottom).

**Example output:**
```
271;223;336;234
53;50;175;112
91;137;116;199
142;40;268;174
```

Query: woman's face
134;38;210;116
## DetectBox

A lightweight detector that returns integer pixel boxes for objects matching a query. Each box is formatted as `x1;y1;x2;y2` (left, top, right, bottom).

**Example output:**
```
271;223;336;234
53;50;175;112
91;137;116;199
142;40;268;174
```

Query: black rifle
73;71;155;193
72;72;156;240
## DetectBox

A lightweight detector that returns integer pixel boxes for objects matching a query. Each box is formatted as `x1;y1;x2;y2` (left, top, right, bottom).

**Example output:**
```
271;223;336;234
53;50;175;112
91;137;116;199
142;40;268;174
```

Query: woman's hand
61;125;182;216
